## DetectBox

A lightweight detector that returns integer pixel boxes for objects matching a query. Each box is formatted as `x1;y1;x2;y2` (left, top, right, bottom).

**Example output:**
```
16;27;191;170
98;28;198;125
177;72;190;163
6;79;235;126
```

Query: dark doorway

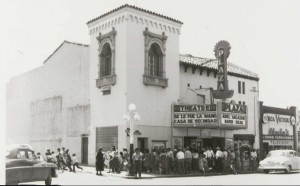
138;138;148;153
212;137;225;151
81;137;88;164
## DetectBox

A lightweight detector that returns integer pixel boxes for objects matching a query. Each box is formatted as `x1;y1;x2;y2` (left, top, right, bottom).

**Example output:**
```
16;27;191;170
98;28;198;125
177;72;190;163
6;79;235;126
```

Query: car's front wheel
285;165;291;174
264;170;270;174
45;173;52;185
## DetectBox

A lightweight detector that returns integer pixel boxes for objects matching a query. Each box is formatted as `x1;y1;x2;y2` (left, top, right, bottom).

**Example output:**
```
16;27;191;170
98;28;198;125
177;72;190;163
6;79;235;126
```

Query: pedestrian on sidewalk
191;149;199;172
150;149;156;173
166;147;173;174
215;146;223;173
159;148;167;174
204;147;214;170
176;148;185;175
72;154;83;173
66;149;73;172
173;148;178;173
184;147;192;174
96;148;105;176
235;147;241;172
249;149;257;171
132;148;144;179
143;149;151;173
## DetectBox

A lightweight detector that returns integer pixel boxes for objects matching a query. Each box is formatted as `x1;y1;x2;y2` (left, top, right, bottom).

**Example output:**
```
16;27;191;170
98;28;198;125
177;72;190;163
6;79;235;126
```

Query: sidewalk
79;165;258;179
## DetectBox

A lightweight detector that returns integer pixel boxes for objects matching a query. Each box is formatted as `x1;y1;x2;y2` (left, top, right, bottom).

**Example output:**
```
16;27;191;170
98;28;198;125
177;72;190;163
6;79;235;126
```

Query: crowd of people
95;145;259;178
34;147;83;173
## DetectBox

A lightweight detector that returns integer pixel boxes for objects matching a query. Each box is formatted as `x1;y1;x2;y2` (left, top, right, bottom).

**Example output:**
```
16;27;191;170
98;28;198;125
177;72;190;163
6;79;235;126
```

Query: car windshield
267;151;287;157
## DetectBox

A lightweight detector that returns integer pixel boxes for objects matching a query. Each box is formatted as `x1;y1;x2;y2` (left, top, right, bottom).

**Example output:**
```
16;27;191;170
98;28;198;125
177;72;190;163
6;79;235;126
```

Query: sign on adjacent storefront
172;102;247;129
262;113;295;149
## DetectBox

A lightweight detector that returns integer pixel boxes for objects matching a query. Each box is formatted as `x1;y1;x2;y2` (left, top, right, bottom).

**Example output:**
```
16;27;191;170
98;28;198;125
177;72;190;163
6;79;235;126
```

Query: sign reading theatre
173;105;218;128
172;102;248;129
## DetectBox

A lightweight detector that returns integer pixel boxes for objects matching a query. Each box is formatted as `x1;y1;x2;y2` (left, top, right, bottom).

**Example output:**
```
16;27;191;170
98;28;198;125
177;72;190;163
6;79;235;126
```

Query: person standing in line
166;147;173;174
199;154;208;176
65;149;73;172
215;146;223;173
191;149;199;172
132;148;144;179
96;148;105;176
205;147;214;170
235;147;241;172
222;148;229;172
122;148;129;173
150;149;156;173
249;149;257;171
240;150;245;171
143;149;151;173
173;148;178;173
184;147;192;174
159;148;167;174
71;154;83;173
176;148;185;175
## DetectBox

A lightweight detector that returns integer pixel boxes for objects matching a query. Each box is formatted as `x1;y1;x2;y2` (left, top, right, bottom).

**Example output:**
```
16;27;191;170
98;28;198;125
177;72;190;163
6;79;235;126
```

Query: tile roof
179;54;259;80
43;40;89;64
87;4;183;25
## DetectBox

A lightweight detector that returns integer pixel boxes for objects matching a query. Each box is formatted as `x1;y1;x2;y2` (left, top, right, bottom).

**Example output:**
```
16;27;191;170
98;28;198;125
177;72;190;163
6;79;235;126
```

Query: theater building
6;4;260;165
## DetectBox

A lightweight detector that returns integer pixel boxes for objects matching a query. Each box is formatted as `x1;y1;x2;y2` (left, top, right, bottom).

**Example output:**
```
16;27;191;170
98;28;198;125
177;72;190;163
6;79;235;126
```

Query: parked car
6;144;58;185
258;150;300;174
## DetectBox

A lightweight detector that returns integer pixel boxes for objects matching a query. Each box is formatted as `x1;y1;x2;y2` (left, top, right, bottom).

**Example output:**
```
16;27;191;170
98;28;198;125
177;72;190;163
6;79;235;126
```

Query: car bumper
258;165;286;170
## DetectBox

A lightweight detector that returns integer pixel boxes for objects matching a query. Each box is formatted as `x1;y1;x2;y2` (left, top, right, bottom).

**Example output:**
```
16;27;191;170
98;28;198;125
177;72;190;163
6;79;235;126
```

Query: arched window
100;43;112;77
148;43;163;77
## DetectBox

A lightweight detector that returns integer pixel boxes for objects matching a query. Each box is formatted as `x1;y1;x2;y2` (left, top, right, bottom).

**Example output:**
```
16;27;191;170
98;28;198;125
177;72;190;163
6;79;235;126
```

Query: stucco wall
179;64;260;148
6;42;90;162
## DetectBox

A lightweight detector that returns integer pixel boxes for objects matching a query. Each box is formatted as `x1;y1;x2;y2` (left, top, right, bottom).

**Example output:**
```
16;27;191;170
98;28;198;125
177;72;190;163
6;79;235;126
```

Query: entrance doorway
138;138;148;153
81;137;88;164
184;137;225;152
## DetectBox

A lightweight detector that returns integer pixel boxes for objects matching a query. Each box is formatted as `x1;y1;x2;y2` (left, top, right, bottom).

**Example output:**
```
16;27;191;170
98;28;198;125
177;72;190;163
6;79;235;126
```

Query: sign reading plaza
172;102;248;129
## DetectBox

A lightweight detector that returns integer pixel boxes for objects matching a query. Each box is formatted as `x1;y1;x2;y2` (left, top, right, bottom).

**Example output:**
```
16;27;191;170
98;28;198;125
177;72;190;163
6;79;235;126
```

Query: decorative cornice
87;4;183;25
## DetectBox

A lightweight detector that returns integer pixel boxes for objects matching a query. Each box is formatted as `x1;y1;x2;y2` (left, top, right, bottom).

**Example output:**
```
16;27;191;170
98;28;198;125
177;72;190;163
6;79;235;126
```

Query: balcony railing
143;75;168;88
96;75;116;88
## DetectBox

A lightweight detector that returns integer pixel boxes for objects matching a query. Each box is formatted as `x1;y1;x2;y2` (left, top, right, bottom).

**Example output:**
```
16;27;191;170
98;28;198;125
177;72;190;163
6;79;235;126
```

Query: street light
123;103;140;176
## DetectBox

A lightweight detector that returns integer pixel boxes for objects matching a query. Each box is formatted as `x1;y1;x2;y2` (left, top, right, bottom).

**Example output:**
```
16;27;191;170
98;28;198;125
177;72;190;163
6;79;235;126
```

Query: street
22;166;300;185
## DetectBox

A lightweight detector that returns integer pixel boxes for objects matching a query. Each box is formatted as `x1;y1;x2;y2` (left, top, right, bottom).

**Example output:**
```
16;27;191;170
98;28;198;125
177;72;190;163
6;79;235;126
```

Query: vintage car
258;150;300;174
6;144;58;185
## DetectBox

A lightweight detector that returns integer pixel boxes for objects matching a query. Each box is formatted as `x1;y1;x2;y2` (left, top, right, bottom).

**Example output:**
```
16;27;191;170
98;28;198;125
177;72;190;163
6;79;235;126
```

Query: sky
0;0;300;184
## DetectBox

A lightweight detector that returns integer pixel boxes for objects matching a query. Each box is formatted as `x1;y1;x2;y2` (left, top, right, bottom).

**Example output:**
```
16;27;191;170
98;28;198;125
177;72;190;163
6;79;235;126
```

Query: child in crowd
72;154;83;173
199;154;208;176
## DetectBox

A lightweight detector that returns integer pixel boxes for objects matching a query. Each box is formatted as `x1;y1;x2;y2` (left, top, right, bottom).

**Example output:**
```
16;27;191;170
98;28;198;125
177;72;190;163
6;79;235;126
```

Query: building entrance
184;137;225;152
